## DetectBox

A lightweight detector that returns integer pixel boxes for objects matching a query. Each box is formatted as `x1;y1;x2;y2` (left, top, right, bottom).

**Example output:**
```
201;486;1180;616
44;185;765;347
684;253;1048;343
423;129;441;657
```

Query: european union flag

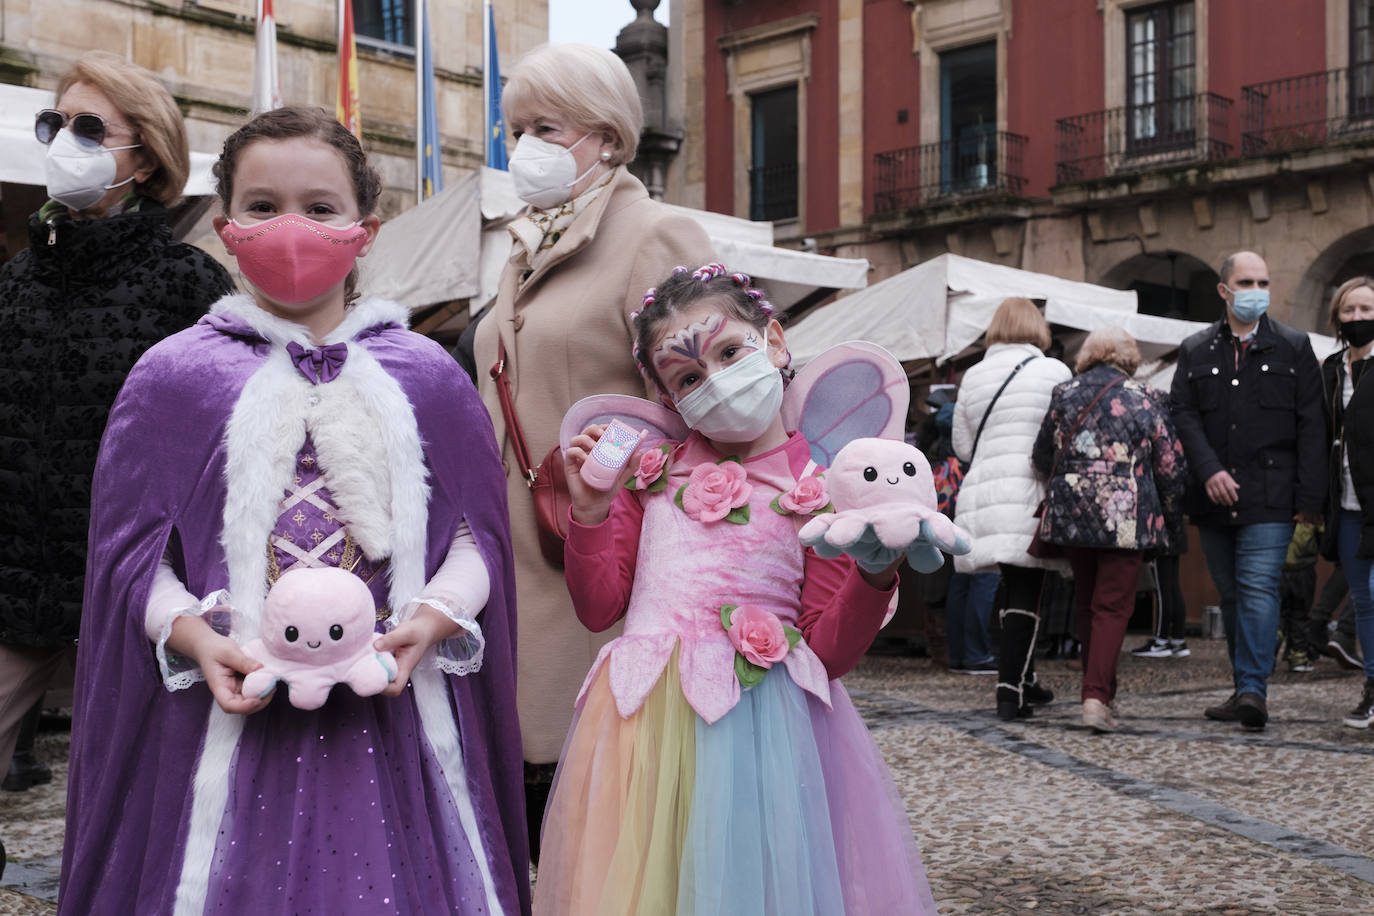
486;3;508;170
420;0;443;198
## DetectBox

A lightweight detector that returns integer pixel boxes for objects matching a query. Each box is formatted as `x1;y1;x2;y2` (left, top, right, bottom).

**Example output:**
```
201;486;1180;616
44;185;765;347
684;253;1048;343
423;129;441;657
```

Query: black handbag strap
969;354;1037;464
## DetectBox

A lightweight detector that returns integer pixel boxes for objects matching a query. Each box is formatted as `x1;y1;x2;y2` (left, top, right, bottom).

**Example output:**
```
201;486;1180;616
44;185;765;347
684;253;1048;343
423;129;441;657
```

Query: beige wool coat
474;167;714;763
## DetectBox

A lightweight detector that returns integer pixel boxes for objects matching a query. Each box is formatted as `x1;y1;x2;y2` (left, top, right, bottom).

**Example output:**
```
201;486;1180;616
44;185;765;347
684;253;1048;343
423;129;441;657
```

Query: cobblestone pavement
3;638;1373;913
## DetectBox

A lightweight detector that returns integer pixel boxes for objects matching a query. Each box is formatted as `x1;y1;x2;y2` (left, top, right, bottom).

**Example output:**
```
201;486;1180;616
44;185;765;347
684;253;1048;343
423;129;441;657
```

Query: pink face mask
219;213;370;304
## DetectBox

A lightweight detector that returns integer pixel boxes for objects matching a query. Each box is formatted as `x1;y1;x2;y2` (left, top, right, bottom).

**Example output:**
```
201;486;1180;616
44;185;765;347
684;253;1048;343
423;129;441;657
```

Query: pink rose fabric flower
726;605;789;667
778;475;830;515
633;445;669;490
681;460;752;522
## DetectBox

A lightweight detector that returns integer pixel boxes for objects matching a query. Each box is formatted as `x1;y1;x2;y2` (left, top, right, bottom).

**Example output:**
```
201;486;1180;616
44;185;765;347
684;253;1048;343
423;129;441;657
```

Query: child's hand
373;603;461;696
858;555;903;591
168;614;272;716
564;424;640;526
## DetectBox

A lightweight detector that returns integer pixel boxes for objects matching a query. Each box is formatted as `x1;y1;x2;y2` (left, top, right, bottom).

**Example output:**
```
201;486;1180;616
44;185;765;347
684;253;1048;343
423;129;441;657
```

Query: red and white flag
251;0;283;114
336;0;361;136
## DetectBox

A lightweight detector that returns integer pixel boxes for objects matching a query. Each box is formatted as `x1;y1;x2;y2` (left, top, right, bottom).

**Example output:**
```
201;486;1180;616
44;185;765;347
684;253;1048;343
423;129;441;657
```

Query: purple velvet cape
57;310;529;914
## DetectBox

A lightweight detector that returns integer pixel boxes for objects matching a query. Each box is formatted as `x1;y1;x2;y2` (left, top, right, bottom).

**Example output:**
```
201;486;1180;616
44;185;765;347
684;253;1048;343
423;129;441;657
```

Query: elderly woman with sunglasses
0;52;233;791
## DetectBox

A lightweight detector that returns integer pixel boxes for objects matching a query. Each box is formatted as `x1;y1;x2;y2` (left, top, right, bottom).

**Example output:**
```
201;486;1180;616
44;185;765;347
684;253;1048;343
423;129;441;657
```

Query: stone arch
1098;250;1222;323
1293;225;1374;333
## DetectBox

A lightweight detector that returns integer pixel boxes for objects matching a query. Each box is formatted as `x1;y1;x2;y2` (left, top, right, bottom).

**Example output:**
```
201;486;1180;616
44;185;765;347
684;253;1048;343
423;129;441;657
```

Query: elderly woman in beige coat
473;43;713;860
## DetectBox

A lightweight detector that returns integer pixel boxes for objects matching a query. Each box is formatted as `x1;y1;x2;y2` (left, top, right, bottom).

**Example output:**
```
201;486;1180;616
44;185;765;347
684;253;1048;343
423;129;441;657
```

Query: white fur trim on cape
177;296;503;915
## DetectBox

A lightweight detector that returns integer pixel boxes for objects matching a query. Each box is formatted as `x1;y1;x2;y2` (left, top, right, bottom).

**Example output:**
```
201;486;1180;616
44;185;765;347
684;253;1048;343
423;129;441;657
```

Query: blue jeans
1198;522;1294;698
946;572;998;667
1335;510;1374;679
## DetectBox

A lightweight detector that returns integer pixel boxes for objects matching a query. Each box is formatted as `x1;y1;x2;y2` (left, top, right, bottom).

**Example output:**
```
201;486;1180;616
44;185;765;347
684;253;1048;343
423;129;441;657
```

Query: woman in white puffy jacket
952;298;1072;721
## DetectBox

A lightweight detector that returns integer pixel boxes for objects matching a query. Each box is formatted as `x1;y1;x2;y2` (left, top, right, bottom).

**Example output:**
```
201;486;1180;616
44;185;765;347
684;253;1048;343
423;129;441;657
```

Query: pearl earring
601;151;611;161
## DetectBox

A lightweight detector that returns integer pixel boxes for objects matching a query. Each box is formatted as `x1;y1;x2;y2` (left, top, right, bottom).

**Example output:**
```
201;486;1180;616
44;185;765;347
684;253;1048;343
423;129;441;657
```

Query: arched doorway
1293;225;1374;332
1099;250;1221;323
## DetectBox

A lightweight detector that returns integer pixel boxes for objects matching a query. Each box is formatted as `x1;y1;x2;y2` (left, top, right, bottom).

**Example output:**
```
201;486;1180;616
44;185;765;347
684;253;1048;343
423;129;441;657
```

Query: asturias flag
486;3;508;170
337;0;361;137
251;0;282;114
420;1;443;198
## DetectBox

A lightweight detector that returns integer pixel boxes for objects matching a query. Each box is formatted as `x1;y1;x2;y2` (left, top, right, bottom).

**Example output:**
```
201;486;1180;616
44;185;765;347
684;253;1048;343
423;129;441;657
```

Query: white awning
786;253;1140;368
358;171;482;306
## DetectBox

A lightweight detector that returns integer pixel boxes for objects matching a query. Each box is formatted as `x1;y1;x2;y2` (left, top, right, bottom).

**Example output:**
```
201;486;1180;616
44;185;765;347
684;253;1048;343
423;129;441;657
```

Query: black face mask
1341;318;1374;349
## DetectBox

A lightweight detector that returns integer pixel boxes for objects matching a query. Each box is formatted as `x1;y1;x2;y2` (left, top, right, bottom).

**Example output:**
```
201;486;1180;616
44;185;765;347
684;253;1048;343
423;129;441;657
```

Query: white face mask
509;133;603;209
44;128;141;211
675;349;784;443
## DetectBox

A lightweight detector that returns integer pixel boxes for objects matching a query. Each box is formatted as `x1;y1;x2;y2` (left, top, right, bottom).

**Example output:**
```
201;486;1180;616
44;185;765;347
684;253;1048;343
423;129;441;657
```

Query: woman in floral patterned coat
1032;326;1187;733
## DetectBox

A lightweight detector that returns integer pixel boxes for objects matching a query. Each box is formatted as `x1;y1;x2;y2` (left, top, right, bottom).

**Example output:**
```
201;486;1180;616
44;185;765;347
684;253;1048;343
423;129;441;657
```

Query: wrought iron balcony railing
1241;64;1374;156
748;162;798;222
1054;92;1233;185
871;130;1027;215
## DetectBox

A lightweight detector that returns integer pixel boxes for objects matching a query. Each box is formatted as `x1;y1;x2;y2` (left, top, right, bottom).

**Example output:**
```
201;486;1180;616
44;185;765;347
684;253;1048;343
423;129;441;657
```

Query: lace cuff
155;590;232;691
396;597;485;677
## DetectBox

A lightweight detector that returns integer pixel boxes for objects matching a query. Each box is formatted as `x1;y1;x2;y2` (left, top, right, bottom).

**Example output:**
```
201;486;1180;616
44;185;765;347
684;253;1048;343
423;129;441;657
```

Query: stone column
614;0;683;201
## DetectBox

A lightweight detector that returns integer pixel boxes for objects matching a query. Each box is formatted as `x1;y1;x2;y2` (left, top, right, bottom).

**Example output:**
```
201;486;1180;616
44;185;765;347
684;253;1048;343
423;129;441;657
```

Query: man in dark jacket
1170;250;1326;730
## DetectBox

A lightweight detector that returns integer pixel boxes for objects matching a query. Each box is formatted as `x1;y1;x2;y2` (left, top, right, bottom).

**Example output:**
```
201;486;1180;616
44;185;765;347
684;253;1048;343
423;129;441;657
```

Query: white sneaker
1169;639;1191;658
1131;638;1171;658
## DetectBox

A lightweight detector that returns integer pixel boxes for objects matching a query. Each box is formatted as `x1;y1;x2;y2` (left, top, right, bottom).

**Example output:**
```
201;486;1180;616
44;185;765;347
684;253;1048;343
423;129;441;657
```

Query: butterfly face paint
652;306;783;443
653;314;733;380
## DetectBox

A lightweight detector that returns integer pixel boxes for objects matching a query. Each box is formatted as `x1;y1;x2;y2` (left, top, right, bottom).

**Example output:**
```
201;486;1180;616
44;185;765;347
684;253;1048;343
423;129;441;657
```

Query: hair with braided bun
631;263;778;393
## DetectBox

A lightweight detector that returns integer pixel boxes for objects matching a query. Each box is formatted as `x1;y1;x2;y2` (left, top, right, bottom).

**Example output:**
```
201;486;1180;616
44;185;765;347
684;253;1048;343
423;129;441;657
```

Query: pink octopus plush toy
799;438;972;574
241;567;397;710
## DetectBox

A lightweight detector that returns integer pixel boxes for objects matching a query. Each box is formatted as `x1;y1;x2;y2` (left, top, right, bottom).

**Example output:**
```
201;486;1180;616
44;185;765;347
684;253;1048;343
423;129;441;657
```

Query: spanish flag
336;0;361;137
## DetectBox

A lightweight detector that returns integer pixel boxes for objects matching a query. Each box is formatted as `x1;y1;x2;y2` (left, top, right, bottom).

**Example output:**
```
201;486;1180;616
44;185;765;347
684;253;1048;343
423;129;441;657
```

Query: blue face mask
1226;287;1269;324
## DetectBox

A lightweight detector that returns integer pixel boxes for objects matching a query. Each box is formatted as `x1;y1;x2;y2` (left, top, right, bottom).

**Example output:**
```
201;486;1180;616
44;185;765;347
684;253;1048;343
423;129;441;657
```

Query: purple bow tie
286;341;348;385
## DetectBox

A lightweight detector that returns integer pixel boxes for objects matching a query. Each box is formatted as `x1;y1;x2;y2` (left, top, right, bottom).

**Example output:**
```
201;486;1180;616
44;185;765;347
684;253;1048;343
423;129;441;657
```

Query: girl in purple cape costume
58;291;529;914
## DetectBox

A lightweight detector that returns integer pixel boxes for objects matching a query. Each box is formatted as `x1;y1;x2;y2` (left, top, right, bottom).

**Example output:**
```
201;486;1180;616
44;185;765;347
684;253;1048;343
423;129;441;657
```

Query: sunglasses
34;109;135;148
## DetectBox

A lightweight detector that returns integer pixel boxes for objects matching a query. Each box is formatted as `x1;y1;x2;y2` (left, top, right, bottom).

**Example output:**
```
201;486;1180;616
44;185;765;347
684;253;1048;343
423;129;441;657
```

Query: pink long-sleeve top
564;431;896;724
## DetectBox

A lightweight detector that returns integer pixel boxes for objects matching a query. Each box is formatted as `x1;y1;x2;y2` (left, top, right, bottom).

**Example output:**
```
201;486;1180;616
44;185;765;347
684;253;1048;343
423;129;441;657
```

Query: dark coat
1168;315;1327;527
0;204;234;647
1322;349;1374;558
1032;365;1187;551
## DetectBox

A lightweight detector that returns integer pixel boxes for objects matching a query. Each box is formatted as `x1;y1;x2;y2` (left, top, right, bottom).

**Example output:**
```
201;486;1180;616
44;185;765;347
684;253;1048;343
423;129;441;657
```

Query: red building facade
676;0;1374;332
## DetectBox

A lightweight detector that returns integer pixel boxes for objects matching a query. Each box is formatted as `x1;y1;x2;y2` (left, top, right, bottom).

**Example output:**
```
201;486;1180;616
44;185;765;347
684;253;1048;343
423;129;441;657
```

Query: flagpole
414;0;424;201
483;0;490;167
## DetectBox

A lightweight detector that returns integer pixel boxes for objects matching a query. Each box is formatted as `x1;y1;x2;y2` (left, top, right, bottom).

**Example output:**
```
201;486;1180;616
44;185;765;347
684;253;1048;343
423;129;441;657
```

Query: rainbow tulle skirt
532;653;938;915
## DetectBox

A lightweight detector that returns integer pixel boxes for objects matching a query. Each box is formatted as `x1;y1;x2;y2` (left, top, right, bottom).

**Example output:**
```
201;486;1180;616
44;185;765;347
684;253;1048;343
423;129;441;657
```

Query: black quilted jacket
0;203;234;647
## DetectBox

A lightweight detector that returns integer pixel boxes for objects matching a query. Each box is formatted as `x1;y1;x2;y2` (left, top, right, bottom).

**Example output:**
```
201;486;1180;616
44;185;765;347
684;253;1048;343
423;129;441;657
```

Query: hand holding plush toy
241;567;397;710
799;438;972;574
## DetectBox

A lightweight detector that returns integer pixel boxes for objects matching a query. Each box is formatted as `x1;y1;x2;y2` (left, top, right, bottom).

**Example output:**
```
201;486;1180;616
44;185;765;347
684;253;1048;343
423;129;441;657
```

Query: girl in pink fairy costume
534;265;940;914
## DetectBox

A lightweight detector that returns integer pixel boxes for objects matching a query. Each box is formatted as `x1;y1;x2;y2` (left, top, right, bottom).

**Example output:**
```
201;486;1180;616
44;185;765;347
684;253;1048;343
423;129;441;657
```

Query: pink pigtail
745;288;774;317
690;263;728;283
630;288;658;378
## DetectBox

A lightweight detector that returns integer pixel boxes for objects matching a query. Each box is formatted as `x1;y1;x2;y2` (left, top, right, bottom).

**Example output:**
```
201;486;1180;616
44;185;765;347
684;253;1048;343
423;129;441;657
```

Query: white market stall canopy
786;253;1140;369
0;83;217;196
663;203;871;315
787;252;1343;388
360;166;870;316
359;171;482;306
